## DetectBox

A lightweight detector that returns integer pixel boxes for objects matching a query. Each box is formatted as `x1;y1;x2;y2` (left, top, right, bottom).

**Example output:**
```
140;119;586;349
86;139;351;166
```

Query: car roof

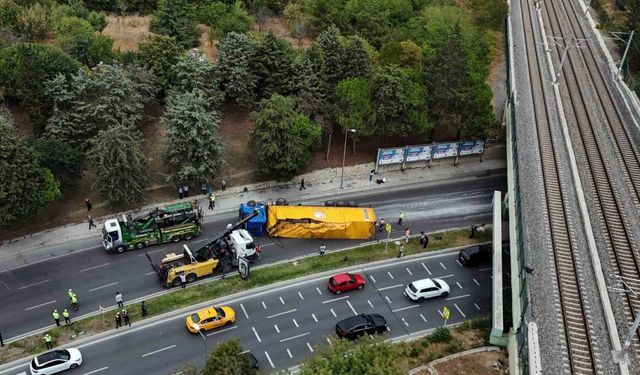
35;350;66;365
338;314;370;327
196;307;220;320
331;273;354;283
411;278;437;289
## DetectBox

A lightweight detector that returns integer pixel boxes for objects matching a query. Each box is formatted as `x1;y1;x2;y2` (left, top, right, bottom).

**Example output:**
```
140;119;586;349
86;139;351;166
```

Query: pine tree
150;0;199;48
217;32;258;106
342;36;372;79
88;122;149;206
335;77;376;137
251;94;321;181
252;31;296;99
163;91;225;187
314;25;345;89
171;55;224;110
136;35;182;89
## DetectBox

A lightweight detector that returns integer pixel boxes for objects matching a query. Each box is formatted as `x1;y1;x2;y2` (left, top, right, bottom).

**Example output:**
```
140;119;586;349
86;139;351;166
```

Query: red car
328;273;366;294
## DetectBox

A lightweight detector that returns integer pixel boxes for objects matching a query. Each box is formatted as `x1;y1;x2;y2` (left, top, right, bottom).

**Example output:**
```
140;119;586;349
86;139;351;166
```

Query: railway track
540;0;640;365
519;0;599;373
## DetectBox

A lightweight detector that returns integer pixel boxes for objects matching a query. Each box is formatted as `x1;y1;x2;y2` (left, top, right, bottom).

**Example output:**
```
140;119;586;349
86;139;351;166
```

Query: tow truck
146;210;260;287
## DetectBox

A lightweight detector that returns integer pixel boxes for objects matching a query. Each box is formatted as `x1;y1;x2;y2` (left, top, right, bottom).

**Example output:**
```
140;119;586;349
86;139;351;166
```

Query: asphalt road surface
0;250;496;375
0;174;505;341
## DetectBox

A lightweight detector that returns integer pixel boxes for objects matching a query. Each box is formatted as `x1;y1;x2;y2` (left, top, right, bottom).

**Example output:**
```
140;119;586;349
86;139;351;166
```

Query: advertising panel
405;145;431;162
459;140;485;156
377;148;405;165
432;142;459;159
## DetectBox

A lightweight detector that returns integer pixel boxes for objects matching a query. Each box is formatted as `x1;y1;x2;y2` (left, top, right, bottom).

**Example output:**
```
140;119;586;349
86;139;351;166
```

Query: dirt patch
433;351;507;375
6;103;31;136
197;25;220;61
218;102;258;186
253;16;312;49
103;14;153;51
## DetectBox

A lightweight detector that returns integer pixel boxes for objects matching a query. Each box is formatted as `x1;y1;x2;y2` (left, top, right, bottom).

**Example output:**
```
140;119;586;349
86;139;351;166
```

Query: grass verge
1;228;491;365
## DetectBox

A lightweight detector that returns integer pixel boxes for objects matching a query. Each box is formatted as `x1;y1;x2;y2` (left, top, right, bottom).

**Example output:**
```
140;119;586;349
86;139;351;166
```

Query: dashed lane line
307;342;314;352
88;282;118;292
312;313;318;322
420;314;427;322
387;271;394;280
265;351;275;368
316;287;322;295
241;304;249;319
206;326;237;336
439;262;447;270
322;296;349;304
287;348;293;358
445;294;471;301
473;278;480;286
82;367;109;375
368;300;374;308
479;267;492;272
406;268;413;276
474;303;481;311
346;300;358;315
422;263;432;275
145;271;156;276
377;284;404;291
137;248;166;256
80;262;111;273
330;308;337;317
456;282;463;289
274;324;280;333
439;274;455;279
293;319;299;328
454;303;466;318
252;327;262;343
261;301;267;309
279;297;285;305
385;296;392;304
392;305;419;313
298;291;304;300
25;300;56;311
456;259;463;267
19;279;51;290
402;317;409;327
267;309;297;319
238;350;250;355
279;332;310;343
142;345;175;358
370;275;377;283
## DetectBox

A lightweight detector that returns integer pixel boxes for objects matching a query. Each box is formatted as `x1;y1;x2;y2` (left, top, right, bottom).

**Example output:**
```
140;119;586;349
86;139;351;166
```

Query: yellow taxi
186;306;236;333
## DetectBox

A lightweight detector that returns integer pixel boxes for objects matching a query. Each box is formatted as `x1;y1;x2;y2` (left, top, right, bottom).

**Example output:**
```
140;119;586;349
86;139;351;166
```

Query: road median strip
0;227;491;367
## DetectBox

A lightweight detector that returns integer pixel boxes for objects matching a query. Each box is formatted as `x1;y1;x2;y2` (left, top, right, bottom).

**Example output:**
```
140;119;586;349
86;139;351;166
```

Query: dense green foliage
88;122;149;206
29;138;85;192
251;94;321;181
217;32;258;106
136;35;182;89
171;55;224;110
199;1;253;40
0;122;60;225
252;31;296;99
150;0;200;48
336;77;376;137
202;339;257;375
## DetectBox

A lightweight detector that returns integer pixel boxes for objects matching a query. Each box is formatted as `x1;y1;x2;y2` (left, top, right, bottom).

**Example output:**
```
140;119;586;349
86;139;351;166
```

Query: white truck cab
102;218;123;252
229;229;256;259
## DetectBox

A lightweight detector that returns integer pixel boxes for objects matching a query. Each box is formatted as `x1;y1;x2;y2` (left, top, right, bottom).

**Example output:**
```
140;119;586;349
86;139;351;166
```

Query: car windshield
215;307;225;317
190;313;200;323
56;350;70;360
408;283;418;293
433;280;441;288
330;278;338;286
349;274;356;282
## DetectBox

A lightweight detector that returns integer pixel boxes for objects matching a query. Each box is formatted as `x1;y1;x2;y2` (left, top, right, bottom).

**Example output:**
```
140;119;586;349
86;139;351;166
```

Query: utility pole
609;31;635;77
340;128;356;189
547;35;587;85
609;275;640;364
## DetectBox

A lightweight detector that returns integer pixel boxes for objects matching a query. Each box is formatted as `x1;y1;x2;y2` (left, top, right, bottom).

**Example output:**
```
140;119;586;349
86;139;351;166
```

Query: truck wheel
222;262;233;273
171;236;181;243
247;200;256;206
115;245;127;254
172;278;182;287
186;273;197;283
136;242;145;250
183;233;193;241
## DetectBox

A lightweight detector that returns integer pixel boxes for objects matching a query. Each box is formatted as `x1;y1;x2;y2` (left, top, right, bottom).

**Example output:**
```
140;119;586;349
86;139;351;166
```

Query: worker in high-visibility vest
71;293;78;311
43;333;53;349
52;309;60;326
208;192;216;210
62;309;71;324
67;289;74;300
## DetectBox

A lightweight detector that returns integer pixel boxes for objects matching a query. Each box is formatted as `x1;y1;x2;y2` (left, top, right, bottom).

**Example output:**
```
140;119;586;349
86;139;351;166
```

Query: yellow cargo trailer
266;206;376;240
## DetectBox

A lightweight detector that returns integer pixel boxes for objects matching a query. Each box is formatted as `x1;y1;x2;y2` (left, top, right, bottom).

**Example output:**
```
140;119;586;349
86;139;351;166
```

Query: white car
404;278;450;302
30;349;82;375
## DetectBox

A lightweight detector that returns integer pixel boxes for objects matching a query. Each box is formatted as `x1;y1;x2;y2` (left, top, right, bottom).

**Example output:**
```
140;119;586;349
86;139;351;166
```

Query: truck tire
276;198;288;206
247;200;256;206
136;242;145;250
186;273;197;283
172;278;182;287
222;261;233;273
171;236;181;243
183;233;194;241
325;200;335;207
336;201;346;207
348;201;358;207
115;245;127;254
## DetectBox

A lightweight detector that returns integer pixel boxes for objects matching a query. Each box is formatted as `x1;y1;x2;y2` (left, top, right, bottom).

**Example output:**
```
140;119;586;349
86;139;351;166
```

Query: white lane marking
473;278;480;286
346;300;358;315
142;345;175;357
456;259;463;267
439;262;446;270
287;348;293;358
392;305;419;312
402;317;409;327
312;313;318;322
323;296;349;304
330;308;337;317
137;248;166;256
293;319;299;328
80;262;111;273
420;314;427;322
446;294;471;301
377;284;403;291
438;309;444;318
82;367;109;375
456;282;463;289
206;326;238;336
474;303;481;311
454;303;466;318
25;299;57;311
241;304;249;319
326;337;332;345
406;268;413;276
191;238;209;244
307;342;314;352
387;271;394;280
238;350;250;355
368;300;374;308
274;324;280;333
252;327;262;342
89;281;118;292
264;351;275;369
439;274;455;279
385;296;392;304
279;297;285;305
422;263;432;275
479;267;491;272
145;271;156;276
316;287;322;295
298;291;304;300
19;279;51;290
262;301;267;309
279;332;310;343
370;275;377;283
267;308;297;319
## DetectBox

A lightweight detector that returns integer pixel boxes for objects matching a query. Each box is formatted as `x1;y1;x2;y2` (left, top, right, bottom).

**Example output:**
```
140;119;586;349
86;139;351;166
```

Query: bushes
430;327;452;343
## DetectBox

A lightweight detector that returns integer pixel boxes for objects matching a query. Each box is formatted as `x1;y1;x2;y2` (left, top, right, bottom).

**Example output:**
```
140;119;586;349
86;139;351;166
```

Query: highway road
0;174;505;341
0;249;498;375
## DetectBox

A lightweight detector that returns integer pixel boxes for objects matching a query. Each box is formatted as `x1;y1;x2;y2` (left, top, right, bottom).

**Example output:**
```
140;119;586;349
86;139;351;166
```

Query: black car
335;313;388;340
458;244;492;266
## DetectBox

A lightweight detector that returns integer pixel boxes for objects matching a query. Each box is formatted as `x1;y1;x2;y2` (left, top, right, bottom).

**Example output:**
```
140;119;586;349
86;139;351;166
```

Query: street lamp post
340;128;356;189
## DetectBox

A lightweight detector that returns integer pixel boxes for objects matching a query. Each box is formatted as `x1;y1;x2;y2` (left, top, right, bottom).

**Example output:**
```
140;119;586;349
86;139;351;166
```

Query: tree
203;1;254;40
335;77;376;139
0;43;81;131
163;91;225;187
137;35;182;88
372;66;430;137
171;55;224;110
294;54;329;122
88;122;149;206
298;336;407;375
250;0;272;32
284;1;309;46
46;65;145;150
252;31;296;99
29;138;85;192
302;0;347;32
55;17;115;67
0;123;60;225
343;0;413;47
342;36;373;79
17;2;51;41
468;0;508;30
251;94;321;181
150;0;199;48
202;339;257;375
0;0;21;29
87;11;108;32
217;32;258;106
379;40;422;70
